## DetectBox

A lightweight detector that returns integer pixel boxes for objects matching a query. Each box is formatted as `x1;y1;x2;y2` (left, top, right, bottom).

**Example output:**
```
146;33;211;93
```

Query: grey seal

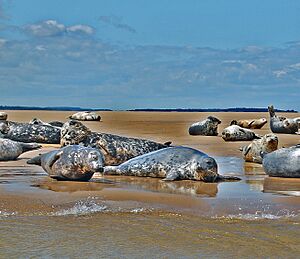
27;145;105;181
61;120;171;165
104;146;240;182
262;145;300;178
0;138;41;161
0;120;61;144
0;112;7;121
29;118;64;128
240;133;278;163
188;116;221;136
230;118;267;129
268;105;299;134
222;125;261;141
69;111;101;121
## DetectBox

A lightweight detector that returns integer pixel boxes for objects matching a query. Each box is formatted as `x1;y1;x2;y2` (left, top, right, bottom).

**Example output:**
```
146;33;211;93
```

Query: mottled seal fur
262;145;300;178
230;118;267;129
240;133;278;163
61;120;171;165
104;146;240;182
188;116;221;136
222;125;261;141
0;138;41;161
69;111;101;121
268;105;298;134
0;120;61;144
29;118;63;128
0;112;7;121
27;145;104;181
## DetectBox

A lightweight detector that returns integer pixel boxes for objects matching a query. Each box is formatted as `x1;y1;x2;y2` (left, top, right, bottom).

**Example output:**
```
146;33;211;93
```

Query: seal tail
21;143;42;153
27;155;42;165
216;174;241;182
103;166;121;175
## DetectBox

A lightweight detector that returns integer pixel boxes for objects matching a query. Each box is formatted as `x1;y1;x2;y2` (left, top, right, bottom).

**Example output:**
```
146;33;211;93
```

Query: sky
0;0;299;110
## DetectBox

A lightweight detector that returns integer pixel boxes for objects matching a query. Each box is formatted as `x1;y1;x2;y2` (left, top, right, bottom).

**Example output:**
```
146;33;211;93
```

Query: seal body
240;133;278;163
104;146;219;182
61;120;171;165
262;145;300;178
222;125;261;141
189;116;221;136
69;111;101;121
27;145;104;181
0;112;7;121
0;138;41;161
230;118;267;129
0;120;61;144
268;105;298;134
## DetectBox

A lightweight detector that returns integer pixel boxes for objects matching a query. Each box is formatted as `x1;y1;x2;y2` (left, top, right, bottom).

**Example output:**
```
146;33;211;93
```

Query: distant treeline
0;106;112;111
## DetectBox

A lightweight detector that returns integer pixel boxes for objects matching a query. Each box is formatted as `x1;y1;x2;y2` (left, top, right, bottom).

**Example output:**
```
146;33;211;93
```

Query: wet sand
1;110;300;258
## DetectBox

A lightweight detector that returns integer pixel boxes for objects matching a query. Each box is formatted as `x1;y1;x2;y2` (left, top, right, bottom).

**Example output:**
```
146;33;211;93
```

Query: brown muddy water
1;111;300;258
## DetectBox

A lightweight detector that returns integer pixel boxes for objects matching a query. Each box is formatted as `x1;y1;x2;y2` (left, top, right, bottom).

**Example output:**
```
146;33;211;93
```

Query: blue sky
0;0;299;109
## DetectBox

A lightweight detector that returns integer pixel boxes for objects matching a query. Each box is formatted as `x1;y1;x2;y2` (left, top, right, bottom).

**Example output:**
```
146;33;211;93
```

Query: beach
1;110;300;258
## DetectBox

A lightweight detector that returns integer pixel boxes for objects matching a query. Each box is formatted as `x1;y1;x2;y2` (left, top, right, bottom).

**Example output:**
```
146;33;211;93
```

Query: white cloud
67;24;94;35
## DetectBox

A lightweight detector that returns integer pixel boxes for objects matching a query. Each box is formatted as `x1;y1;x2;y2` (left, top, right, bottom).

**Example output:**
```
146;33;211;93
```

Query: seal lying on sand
230;118;267;129
240;133;278;163
27;145;104;181
0;120;61;144
0;138;41;161
0;112;7;121
69;111;101;121
222;125;261;141
188;116;221;136
104;146;240;182
61;120;171;165
262;145;300;178
29;118;64;128
268;105;299;134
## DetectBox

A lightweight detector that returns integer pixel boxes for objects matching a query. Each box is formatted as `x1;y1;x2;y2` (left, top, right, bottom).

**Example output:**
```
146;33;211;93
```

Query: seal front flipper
162;171;179;181
27;154;42;165
48;150;63;168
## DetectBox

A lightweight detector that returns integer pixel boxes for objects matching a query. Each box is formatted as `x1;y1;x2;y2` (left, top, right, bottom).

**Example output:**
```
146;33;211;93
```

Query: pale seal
240;133;278;163
29;118;63;128
0;138;41;161
188;116;221;136
69;111;101;121
262;145;300;178
230;118;267;129
0;120;61;144
27;145;105;181
61;120;171;165
222;125;261;141
104;146;240;182
0;112;7;121
268;105;299;134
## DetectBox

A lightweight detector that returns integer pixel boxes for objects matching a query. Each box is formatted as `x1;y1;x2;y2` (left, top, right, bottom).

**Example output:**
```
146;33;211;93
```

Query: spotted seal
61;120;171;165
188;116;221;136
0;138;41;161
27;145;104;181
240;133;278;163
268;105;298;134
104;146;240;182
0;120;61;144
230;118;267;129
222;125;261;141
69;111;101;121
0;112;7;121
262;145;300;178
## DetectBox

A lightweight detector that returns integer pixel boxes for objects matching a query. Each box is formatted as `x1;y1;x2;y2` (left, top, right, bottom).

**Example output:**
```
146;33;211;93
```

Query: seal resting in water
268;105;299;134
29;118;64;128
222;125;261;141
69;111;101;121
104;146;240;182
0;138;41;161
262;145;300;178
27;145;104;181
240;133;278;163
0;120;61;144
230;118;267;129
0;112;7;121
188;116;221;136
61;120;171;165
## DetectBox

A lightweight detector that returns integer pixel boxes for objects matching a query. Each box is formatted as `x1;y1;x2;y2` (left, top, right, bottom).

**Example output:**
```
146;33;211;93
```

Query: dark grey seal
0;138;41;161
104;146;240;182
222;125;261;141
0;120;61;144
268;105;299;134
27;145;104;181
188;116;221;136
69;111;101;121
0;112;7;121
61;120;171;165
262;145;300;178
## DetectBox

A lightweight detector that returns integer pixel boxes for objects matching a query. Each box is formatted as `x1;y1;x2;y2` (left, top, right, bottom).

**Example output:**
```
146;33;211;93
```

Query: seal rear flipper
164;141;172;147
21;143;42;152
216;175;241;182
27;155;42;165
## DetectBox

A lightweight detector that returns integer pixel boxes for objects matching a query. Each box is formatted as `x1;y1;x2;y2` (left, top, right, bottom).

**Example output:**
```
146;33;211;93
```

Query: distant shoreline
0;106;297;113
